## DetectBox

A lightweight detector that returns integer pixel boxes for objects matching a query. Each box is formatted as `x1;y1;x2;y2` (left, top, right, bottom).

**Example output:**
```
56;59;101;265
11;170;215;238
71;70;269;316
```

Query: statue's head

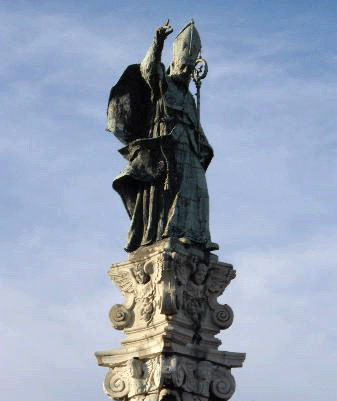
133;264;150;284
169;20;201;84
192;263;208;285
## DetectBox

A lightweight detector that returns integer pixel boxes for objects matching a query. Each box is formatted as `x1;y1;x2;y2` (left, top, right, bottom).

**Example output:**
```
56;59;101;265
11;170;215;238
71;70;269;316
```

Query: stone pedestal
95;239;245;401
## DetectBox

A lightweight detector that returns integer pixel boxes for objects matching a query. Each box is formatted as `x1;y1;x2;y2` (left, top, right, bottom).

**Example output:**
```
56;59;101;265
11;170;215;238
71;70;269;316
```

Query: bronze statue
107;20;217;252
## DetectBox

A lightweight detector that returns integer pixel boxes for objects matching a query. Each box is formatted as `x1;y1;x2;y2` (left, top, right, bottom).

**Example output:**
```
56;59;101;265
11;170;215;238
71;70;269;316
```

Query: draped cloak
107;63;213;252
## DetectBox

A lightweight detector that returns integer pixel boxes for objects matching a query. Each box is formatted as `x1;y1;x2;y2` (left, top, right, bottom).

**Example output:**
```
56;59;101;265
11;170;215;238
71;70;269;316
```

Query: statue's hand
156;19;173;41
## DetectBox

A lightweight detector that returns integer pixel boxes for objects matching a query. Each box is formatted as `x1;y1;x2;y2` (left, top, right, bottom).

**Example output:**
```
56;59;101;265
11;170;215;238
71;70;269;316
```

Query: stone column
95;238;245;401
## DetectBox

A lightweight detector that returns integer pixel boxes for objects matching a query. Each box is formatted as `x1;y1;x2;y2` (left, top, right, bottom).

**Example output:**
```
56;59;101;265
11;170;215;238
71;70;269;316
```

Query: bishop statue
107;20;217;252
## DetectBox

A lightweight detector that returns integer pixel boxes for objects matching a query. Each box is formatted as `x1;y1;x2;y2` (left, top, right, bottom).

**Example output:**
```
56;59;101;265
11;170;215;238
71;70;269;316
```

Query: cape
108;64;171;220
106;64;153;144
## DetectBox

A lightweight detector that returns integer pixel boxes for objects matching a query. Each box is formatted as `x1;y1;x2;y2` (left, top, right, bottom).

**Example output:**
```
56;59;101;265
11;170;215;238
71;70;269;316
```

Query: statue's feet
206;242;219;251
178;238;219;251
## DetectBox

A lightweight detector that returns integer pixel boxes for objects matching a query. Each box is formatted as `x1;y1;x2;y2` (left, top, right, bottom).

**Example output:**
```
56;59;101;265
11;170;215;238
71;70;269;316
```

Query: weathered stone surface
101;353;239;401
95;239;245;401
96;20;245;401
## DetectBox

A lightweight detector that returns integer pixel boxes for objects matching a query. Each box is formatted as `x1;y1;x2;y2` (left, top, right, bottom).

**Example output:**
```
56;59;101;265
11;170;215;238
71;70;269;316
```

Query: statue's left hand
156;19;173;41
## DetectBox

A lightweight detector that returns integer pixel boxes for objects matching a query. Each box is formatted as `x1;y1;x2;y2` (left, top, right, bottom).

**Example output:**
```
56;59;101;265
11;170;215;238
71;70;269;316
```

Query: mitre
172;19;201;67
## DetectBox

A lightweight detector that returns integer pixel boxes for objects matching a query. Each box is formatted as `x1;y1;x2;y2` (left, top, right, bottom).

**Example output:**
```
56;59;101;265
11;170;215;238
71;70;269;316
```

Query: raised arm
140;20;173;99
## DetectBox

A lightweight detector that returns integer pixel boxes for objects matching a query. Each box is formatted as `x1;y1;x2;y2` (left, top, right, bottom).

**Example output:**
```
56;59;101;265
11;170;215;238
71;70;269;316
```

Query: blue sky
1;1;337;400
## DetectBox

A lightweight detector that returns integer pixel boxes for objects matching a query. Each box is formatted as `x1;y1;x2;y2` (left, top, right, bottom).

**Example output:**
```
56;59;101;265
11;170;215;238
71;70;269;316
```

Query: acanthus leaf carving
105;356;163;400
100;245;243;401
173;255;235;338
108;259;160;327
160;355;235;400
109;269;135;294
107;249;236;335
144;356;162;392
109;268;136;310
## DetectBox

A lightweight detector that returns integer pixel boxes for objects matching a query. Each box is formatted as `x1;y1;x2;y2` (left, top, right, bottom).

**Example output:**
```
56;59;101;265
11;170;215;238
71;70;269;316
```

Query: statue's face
169;58;196;86
134;269;149;284
193;264;208;285
171;38;196;83
170;60;195;81
170;21;201;85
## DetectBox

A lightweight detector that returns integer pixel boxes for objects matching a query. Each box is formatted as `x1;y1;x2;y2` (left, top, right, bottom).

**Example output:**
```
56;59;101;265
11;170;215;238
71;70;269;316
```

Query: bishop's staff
192;56;208;155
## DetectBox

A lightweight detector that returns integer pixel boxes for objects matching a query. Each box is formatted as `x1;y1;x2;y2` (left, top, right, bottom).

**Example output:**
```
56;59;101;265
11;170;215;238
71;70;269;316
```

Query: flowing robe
112;55;213;252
